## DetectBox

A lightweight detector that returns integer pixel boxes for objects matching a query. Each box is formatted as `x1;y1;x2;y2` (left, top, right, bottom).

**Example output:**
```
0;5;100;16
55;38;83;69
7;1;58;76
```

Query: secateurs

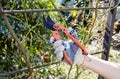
42;15;88;65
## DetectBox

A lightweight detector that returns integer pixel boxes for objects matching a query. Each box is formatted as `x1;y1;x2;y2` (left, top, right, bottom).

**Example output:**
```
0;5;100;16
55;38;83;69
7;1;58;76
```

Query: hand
50;27;85;65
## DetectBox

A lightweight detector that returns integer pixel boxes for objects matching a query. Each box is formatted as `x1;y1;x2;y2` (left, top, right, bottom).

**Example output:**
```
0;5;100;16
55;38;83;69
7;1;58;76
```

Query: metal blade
42;15;55;30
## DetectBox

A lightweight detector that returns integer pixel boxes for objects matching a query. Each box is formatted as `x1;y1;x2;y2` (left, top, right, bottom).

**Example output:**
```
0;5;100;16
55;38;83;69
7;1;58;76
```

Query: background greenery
0;0;120;79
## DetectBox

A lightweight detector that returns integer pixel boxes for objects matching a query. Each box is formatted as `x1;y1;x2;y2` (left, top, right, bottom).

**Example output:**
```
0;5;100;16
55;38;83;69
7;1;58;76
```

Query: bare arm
83;55;120;79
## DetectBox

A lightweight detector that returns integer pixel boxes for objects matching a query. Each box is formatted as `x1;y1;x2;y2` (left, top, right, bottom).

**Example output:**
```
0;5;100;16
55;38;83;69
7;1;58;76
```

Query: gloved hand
50;27;85;65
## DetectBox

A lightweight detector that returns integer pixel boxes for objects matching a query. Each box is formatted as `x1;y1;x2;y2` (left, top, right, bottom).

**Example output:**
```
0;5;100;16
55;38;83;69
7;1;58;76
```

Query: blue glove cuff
62;41;79;63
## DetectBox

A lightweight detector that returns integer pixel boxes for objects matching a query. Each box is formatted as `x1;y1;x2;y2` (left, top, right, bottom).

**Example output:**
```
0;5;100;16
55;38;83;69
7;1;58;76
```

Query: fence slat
98;0;118;79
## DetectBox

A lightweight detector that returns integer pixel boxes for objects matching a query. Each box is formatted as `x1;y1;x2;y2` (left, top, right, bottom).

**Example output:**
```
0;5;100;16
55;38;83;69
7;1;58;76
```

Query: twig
67;66;72;79
0;3;32;78
0;7;109;14
0;62;59;77
90;51;103;55
84;0;99;45
49;0;68;26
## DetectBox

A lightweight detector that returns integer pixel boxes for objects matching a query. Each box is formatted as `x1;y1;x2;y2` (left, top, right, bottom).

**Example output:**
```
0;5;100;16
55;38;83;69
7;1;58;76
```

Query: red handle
52;24;88;66
63;28;88;55
53;24;88;55
52;31;72;65
63;50;72;65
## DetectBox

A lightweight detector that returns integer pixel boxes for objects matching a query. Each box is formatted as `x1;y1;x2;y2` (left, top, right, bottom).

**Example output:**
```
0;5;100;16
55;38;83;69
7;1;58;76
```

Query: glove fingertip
55;45;65;53
68;27;78;39
68;27;73;33
56;52;63;61
50;37;56;44
53;40;64;48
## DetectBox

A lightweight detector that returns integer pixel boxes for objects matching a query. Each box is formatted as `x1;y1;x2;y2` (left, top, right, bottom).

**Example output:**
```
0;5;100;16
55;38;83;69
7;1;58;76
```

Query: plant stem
67;66;72;79
76;65;79;79
1;14;32;78
50;0;68;27
84;0;99;45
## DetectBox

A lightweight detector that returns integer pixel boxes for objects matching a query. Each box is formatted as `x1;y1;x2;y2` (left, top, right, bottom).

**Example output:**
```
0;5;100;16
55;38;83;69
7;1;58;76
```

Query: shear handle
52;31;72;66
53;24;88;55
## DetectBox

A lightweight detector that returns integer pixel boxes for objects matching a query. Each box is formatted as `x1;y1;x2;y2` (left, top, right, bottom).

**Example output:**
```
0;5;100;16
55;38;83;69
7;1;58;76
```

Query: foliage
0;0;95;78
0;0;58;76
0;0;117;79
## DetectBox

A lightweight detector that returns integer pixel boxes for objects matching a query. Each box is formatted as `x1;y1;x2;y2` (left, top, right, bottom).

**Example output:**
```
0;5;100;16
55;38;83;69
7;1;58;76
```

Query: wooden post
98;0;118;79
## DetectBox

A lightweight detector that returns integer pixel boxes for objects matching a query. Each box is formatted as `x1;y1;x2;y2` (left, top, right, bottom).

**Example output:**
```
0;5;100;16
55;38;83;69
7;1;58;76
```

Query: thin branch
90;51;103;55
84;0;99;45
50;0;67;26
0;49;103;78
1;7;109;14
0;62;59;77
0;3;32;77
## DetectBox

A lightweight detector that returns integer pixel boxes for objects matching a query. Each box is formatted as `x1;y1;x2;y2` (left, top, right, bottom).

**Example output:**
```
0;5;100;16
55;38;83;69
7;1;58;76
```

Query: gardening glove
50;27;85;65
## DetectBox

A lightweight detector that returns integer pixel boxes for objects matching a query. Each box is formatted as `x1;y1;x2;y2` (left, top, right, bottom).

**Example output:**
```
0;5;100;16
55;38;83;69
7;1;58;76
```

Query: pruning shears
42;15;88;66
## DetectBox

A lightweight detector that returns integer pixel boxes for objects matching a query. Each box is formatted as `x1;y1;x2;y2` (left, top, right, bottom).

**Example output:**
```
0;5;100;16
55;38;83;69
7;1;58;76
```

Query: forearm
83;55;120;79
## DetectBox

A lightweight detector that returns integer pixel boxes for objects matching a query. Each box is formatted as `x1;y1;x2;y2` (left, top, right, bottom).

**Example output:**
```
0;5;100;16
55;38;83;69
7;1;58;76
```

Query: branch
0;62;59;77
90;51;103;55
0;7;109;14
0;3;32;77
0;50;103;77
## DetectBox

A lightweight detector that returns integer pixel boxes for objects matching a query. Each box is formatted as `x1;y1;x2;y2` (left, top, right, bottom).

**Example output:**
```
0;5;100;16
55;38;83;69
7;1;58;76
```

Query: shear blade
42;15;55;30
